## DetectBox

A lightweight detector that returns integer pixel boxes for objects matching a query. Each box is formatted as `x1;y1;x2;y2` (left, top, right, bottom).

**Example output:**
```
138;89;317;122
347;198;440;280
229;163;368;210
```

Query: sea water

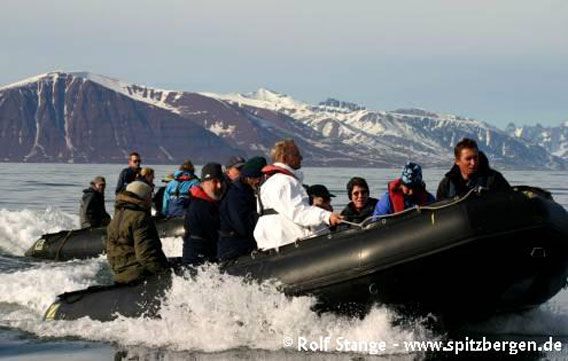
0;163;567;361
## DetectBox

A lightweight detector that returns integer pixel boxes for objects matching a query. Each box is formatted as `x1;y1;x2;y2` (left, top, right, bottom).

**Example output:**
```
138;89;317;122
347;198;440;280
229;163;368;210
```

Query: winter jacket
373;179;435;217
163;170;200;217
79;187;111;228
218;178;258;261
106;192;169;284
115;167;139;195
341;197;378;224
182;186;220;265
436;163;511;201
253;163;331;250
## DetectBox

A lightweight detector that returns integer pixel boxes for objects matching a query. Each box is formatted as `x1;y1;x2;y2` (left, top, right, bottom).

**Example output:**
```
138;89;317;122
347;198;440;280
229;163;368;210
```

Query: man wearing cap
80;176;111;228
254;139;343;250
107;181;169;284
307;184;335;212
373;162;435;217
225;156;246;182
115;152;142;195
218;156;267;261
183;162;225;265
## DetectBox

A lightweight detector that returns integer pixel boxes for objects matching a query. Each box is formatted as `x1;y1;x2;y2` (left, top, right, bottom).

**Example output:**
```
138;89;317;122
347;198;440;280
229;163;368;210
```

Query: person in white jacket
254;139;343;250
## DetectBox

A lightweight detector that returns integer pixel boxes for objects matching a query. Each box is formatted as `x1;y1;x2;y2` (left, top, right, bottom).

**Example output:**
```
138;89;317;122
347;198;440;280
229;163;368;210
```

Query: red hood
190;185;216;203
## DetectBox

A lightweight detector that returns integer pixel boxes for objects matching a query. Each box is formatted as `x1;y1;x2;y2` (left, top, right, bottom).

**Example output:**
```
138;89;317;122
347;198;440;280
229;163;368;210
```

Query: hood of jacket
115;191;151;210
190;185;217;203
174;170;196;181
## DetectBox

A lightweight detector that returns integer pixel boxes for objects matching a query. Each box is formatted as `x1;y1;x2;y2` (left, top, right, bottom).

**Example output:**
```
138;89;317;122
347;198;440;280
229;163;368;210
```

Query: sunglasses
352;190;369;196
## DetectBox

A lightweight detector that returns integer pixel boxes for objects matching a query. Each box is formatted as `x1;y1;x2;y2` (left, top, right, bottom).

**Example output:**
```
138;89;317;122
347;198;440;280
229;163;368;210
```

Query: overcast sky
1;0;567;128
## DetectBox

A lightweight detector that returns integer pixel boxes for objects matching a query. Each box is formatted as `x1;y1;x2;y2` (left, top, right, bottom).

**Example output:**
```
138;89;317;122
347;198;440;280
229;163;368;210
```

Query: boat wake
0;207;566;354
0;260;432;353
0;207;78;256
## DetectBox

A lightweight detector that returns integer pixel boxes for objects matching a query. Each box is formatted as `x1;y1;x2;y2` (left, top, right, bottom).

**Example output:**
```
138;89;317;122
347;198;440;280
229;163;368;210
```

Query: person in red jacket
373;162;435;217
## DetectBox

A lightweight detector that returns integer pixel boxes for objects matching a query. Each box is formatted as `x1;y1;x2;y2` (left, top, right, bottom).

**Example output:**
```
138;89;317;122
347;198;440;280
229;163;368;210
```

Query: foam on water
0;263;431;354
161;236;183;258
0;257;104;314
0;252;566;355
0;207;78;256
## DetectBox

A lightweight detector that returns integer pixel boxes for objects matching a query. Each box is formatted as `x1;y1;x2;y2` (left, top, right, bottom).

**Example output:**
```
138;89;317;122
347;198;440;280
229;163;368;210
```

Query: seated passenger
136;167;155;188
436;138;511;201
218;156;267;261
153;173;173;218
183;163;225;265
341;177;378;224
162;160;200;217
373;162;435;217
254;139;343;250
307;184;335;212
80;176;111;228
225;156;246;182
106;181;169;284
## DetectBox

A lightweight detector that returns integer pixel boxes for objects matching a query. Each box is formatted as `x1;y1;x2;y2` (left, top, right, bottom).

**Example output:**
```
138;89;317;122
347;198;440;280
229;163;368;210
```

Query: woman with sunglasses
340;177;378;224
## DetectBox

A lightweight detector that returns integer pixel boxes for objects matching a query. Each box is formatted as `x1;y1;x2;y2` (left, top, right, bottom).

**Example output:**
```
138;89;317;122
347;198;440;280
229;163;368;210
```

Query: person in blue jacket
162;160;200;217
218;156;267;261
373;162;435;217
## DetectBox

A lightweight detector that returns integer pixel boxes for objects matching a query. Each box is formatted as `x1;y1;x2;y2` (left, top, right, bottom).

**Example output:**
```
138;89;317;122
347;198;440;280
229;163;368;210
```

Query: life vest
388;178;430;213
260;164;297;179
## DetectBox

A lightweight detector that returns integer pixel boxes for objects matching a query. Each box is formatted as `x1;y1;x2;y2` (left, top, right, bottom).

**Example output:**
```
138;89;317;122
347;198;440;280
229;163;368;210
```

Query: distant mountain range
0;71;566;169
506;122;568;160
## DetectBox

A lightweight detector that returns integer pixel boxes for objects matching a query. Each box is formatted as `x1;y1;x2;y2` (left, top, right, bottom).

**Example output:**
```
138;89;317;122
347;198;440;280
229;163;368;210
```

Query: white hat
126;181;152;199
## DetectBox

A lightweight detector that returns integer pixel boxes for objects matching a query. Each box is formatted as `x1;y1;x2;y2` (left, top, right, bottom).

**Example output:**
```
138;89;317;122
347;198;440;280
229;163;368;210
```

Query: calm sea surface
0;163;567;361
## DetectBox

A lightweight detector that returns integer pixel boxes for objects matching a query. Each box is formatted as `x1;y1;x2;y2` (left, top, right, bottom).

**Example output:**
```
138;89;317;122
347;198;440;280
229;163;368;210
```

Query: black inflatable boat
44;187;568;322
26;217;185;261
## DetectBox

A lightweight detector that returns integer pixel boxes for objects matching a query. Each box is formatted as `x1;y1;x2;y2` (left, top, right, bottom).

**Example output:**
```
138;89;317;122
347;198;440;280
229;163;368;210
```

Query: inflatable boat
25;217;185;261
44;187;568;322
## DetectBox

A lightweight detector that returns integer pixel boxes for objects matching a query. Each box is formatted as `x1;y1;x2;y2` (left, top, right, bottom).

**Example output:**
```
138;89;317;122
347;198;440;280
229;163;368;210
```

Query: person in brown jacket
106;181;169;284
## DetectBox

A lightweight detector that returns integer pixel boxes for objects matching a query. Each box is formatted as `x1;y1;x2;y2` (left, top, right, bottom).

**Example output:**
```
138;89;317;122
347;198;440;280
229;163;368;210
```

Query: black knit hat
201;162;224;181
240;156;267;178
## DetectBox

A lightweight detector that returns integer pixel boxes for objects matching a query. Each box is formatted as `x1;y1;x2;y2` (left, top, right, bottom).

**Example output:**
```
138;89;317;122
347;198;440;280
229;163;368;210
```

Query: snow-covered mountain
204;88;565;169
506;122;568;159
0;71;565;169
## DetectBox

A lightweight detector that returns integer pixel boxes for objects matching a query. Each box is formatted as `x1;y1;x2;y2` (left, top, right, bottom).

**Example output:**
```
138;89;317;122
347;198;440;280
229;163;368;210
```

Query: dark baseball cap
225;156;246;169
201;162;224;181
307;184;336;199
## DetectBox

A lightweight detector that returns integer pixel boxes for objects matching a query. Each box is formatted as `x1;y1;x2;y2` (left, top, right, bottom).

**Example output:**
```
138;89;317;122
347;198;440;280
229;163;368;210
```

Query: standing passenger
115;152;141;195
253;139;343;250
